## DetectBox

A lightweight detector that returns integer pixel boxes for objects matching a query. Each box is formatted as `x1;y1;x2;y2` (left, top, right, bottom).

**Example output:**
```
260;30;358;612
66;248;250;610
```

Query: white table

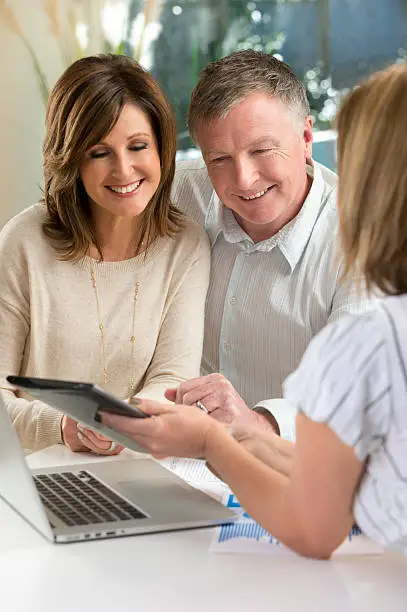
1;446;407;612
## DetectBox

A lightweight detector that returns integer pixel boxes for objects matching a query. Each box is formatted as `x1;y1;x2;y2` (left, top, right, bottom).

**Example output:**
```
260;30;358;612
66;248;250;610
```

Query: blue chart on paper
218;493;362;544
218;520;278;544
218;493;280;545
348;524;362;541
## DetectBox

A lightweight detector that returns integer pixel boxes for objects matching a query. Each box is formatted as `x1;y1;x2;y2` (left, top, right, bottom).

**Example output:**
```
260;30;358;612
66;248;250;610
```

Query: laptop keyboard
33;470;146;527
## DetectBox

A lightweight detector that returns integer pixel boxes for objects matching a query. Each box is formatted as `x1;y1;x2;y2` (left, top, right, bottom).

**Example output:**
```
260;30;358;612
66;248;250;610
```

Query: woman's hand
230;424;294;477
100;399;218;459
61;415;124;455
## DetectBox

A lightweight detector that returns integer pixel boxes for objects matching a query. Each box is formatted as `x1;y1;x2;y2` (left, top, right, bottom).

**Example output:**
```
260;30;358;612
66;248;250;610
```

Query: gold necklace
89;257;140;398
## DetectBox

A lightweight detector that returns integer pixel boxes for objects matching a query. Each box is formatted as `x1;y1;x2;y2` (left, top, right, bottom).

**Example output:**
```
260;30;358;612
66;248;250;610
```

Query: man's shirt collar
204;161;335;270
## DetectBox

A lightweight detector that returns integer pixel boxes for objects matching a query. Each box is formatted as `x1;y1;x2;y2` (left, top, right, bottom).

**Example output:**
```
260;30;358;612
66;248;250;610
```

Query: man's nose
233;157;259;191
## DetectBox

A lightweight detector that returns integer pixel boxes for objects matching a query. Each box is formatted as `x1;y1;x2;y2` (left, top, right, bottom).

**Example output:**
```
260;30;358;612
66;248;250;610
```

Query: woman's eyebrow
92;132;152;147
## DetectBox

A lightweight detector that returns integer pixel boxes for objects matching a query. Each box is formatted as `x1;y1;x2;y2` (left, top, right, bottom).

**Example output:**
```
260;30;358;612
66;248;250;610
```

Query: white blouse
284;295;407;555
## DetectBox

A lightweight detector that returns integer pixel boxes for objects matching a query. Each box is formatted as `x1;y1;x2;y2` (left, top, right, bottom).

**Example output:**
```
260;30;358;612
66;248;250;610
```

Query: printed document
159;457;384;557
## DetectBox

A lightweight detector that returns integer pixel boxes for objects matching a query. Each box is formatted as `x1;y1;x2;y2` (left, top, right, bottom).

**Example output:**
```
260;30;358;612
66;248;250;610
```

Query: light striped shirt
172;158;373;438
284;296;407;555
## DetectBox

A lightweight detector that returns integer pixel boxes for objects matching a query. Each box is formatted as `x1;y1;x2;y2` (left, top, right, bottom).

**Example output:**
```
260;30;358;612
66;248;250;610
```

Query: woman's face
79;103;161;219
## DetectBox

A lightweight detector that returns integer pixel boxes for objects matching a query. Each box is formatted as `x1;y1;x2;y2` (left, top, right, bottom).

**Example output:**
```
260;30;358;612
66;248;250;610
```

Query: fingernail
129;396;142;406
77;431;84;441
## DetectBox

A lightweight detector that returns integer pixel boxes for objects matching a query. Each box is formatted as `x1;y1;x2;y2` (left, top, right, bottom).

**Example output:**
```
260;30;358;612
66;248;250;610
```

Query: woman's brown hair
337;63;407;295
43;54;183;260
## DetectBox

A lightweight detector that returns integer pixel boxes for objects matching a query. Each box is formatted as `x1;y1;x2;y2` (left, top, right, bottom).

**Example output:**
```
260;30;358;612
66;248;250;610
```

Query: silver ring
107;440;117;452
196;401;208;414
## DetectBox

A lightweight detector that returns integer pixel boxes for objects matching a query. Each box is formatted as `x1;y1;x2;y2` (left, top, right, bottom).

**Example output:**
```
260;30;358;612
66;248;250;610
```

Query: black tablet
7;375;149;452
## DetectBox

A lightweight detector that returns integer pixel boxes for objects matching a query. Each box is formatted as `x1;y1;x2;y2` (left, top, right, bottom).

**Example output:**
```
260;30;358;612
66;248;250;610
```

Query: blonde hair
43;54;183;261
337;63;407;295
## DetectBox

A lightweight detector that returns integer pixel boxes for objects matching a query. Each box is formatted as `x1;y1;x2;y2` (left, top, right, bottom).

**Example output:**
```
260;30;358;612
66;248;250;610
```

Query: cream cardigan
0;204;210;452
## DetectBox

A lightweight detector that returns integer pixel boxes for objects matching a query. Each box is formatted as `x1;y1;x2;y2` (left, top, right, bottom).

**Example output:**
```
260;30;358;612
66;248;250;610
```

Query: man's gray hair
188;50;310;140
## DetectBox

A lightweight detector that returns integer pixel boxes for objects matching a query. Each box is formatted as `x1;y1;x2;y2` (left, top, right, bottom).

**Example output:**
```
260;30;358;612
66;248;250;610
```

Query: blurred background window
1;0;406;223
99;0;407;167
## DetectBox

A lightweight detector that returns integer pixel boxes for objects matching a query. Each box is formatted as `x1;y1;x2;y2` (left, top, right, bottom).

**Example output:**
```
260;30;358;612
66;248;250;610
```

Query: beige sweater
0;204;210;452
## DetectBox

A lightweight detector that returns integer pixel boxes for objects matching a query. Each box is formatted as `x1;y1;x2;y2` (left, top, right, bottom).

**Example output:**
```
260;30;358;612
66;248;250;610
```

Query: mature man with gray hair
169;50;372;440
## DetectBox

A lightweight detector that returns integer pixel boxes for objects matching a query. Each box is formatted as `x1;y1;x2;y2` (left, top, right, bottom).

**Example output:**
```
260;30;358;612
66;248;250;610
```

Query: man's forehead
201;134;282;157
196;95;297;145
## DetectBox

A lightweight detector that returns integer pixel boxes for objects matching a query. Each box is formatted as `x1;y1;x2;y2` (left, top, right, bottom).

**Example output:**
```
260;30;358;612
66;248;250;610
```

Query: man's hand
165;373;275;431
61;415;124;455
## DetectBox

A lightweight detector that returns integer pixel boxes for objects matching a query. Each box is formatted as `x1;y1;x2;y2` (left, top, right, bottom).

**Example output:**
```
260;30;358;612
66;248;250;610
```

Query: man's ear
303;115;313;161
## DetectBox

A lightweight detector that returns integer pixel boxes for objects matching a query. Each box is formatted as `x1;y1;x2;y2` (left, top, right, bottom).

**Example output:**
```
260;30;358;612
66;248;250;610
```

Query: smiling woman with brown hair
101;63;407;559
0;54;210;454
42;54;182;261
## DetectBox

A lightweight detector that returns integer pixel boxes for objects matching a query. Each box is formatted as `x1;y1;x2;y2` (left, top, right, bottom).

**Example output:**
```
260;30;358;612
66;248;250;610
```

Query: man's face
195;93;313;242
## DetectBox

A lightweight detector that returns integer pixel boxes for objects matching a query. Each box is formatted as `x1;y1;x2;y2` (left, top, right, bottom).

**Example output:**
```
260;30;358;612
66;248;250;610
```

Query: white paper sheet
209;490;384;556
159;457;384;557
158;457;228;501
158;457;221;482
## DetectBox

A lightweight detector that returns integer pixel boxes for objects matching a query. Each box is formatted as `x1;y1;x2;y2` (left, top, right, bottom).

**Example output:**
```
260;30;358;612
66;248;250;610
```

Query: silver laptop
0;400;236;543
